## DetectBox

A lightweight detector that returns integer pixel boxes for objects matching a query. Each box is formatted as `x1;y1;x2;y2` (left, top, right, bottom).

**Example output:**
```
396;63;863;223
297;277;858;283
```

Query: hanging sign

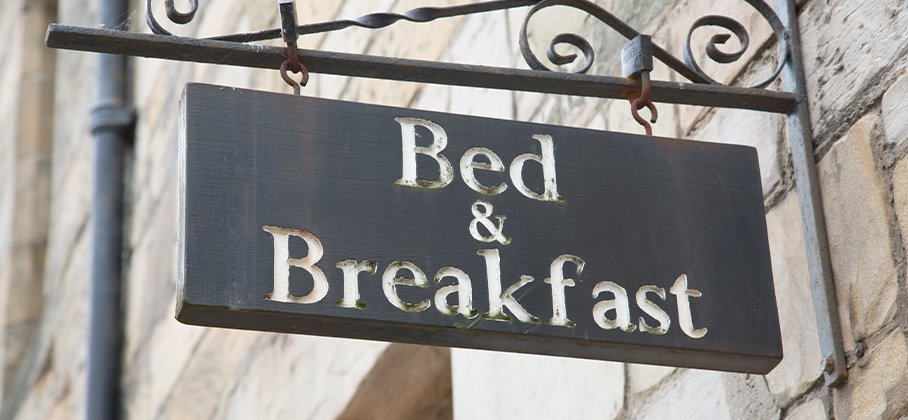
177;83;782;374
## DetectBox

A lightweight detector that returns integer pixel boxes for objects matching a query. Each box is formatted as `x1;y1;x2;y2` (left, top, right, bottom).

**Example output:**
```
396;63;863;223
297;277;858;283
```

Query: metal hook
627;72;659;136
630;97;658;136
280;60;309;95
278;0;307;95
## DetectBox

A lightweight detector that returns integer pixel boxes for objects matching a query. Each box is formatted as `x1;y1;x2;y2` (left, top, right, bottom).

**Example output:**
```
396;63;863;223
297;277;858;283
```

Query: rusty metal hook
629;71;658;136
630;97;658;136
280;59;309;96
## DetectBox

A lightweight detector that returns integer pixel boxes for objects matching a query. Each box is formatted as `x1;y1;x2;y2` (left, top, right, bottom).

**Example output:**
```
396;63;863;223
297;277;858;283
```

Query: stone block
557;95;617;131
122;314;206;419
514;92;607;133
318;1;397;55
6;243;45;325
833;330;908;419
432;10;517;119
628;370;779;419
330;0;462;107
130;75;183;247
43;45;93;298
11;156;52;243
444;7;517;68
724;374;780;420
15;79;55;158
18;0;56;77
411;83;452;113
784;398;827;420
339;78;423;108
449;87;514;119
195;62;256;93
48;49;94;183
451;349;624;420
818;114;899;348
689;106;785;196
800;0;908;142
13;231;91;420
156;329;262;420
123;184;178;360
0;254;7;408
195;0;246;39
295;0;345;50
133;61;181;141
41;133;90;291
2;324;37;402
764;193;823;404
627;364;675;394
527;95;569;126
513;91;548;122
882;73;908;150
58;0;96;27
12;373;78;420
895;158;908;244
587;113;606;130
627;370;730;419
217;336;387;420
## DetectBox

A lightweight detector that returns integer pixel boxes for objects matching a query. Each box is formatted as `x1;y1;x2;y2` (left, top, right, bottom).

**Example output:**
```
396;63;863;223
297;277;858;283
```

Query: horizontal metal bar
45;24;796;113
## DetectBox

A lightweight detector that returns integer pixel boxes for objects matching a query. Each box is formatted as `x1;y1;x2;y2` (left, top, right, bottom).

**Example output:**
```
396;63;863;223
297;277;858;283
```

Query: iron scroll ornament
145;0;789;88
682;0;790;88
145;0;198;36
519;0;790;88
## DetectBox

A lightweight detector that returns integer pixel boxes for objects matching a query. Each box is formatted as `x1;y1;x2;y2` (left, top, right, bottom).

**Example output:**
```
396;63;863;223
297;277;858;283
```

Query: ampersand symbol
469;200;511;245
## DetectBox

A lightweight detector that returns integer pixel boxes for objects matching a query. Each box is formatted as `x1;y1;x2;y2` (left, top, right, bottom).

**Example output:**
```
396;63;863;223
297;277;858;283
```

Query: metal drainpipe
87;0;133;416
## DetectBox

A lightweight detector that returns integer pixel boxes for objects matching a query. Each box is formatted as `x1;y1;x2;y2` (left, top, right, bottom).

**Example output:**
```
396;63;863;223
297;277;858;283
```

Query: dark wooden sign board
177;83;782;374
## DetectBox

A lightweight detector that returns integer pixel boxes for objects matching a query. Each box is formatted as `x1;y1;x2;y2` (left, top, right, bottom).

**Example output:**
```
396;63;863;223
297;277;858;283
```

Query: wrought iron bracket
774;0;847;386
44;0;848;386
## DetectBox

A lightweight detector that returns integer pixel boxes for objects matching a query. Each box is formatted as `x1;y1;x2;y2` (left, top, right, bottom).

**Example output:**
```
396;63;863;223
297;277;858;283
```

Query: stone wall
0;0;24;410
0;0;906;419
0;0;58;417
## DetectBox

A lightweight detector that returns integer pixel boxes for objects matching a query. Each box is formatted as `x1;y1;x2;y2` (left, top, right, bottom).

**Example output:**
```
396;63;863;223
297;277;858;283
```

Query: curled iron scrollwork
146;0;199;35
520;0;789;88
519;0;620;74
537;33;595;74
682;0;789;88
144;0;789;89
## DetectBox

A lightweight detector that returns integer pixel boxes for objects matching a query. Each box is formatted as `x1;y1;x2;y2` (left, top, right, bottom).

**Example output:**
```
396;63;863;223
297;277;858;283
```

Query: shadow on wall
336;344;453;420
